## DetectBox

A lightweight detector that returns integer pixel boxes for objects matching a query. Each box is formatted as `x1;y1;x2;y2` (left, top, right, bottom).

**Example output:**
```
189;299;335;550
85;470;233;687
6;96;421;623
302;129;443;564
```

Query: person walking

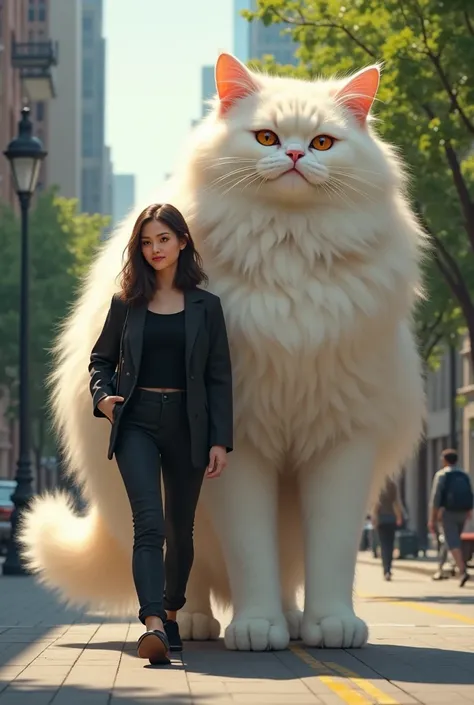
429;449;473;587
89;203;233;664
372;478;404;580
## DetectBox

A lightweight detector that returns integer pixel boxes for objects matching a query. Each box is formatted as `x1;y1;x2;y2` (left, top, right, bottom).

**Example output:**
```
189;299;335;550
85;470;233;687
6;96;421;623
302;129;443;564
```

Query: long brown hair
118;203;208;303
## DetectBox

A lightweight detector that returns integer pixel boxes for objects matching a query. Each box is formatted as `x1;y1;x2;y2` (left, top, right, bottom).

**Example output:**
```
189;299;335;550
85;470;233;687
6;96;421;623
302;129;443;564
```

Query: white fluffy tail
19;492;136;616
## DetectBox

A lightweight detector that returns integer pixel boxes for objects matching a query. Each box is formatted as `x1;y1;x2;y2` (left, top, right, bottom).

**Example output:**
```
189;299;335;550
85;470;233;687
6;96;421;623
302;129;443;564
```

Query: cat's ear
336;66;380;125
215;53;259;116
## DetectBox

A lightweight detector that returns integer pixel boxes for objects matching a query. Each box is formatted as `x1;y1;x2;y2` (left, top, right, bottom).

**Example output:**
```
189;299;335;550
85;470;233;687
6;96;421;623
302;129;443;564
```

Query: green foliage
244;0;474;366
0;189;107;456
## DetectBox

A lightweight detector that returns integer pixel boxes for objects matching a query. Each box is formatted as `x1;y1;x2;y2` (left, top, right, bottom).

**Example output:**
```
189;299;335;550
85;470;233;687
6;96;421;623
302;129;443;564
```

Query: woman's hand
97;395;124;422
205;446;227;479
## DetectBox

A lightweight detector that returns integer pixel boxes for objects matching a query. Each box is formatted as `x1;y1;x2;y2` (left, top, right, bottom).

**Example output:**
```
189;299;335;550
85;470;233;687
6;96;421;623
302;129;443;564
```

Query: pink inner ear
336;66;380;125
215;53;258;116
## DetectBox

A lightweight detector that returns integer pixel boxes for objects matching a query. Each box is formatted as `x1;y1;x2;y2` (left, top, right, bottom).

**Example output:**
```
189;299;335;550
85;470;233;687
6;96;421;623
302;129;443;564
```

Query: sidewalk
357;549;452;578
1;562;474;704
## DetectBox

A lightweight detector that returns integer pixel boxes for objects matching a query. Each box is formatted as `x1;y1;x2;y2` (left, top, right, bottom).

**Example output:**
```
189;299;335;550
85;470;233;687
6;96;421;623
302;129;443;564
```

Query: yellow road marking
327;662;400;704
291;645;400;704
358;594;474;625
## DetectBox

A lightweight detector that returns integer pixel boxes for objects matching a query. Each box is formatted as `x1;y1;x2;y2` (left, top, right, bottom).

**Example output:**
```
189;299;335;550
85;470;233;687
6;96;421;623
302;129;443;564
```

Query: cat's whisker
208;166;257;189
240;174;265;194
329;176;377;205
199;157;256;172
330;170;383;190
329;167;382;176
219;171;262;197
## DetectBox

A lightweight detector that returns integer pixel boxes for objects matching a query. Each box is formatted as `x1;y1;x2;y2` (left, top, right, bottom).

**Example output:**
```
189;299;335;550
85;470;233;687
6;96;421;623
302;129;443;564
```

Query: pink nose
286;149;304;163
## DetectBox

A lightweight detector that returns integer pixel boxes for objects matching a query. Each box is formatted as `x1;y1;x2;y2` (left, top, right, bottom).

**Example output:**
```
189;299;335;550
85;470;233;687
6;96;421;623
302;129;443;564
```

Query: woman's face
140;218;186;274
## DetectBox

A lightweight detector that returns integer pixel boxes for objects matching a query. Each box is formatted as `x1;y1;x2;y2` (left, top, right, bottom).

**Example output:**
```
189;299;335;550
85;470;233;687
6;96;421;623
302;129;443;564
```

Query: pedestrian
89;203;233;665
428;448;473;587
372;478;404;580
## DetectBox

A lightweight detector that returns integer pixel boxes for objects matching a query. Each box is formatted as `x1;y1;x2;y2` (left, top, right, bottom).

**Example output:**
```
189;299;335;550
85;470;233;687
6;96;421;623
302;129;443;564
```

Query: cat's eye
255;130;280;146
310;135;334;151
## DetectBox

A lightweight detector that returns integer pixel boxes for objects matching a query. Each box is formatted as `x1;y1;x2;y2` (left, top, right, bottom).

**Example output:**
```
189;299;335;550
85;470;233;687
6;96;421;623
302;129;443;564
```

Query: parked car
0;480;16;555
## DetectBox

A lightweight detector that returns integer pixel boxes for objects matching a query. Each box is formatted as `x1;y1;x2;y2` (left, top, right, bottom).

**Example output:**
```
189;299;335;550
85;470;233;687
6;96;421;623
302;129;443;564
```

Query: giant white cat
20;53;425;650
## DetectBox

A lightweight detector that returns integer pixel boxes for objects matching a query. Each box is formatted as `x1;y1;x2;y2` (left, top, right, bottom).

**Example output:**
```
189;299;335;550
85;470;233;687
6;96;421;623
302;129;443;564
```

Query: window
36;101;44;122
28;7;35;21
83;15;93;40
38;0;46;22
82;58;94;99
82;114;95;157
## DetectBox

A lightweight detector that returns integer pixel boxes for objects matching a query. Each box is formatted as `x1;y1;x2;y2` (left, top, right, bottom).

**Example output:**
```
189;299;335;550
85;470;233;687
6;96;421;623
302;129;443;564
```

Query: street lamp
3;107;46;576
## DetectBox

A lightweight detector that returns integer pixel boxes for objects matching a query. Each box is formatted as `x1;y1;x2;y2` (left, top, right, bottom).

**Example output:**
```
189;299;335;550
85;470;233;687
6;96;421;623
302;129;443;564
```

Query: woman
88;203;233;665
372;478;404;581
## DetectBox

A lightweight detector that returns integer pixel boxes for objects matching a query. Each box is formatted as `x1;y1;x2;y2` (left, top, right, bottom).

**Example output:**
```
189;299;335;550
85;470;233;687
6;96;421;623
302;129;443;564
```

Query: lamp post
2;107;46;576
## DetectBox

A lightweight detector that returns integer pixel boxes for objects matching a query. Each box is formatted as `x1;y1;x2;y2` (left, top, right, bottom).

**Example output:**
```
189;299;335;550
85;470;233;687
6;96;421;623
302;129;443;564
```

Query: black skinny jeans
377;523;397;575
114;389;205;624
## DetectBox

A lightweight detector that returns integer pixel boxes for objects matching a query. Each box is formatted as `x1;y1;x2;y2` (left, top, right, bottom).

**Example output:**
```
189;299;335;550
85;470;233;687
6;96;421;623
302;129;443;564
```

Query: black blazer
88;287;233;468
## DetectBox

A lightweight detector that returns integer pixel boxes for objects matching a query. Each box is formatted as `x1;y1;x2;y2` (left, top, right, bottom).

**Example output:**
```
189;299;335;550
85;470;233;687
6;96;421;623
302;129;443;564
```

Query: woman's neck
155;267;177;291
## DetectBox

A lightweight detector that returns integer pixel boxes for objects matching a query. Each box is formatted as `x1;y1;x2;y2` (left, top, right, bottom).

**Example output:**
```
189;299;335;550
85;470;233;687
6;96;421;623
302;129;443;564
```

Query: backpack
440;469;474;512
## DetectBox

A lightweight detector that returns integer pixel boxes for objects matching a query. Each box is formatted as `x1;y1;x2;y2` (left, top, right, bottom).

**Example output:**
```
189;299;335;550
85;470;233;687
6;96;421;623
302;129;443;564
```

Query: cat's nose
286;149;305;163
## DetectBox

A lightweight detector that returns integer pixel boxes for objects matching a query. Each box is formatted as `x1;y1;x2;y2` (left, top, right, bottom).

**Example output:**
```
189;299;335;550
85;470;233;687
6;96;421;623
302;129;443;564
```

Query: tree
244;0;474;368
0;190;108;469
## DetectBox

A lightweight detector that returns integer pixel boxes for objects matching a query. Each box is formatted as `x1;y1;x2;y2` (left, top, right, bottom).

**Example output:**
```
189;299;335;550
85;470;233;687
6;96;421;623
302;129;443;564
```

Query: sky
103;0;235;205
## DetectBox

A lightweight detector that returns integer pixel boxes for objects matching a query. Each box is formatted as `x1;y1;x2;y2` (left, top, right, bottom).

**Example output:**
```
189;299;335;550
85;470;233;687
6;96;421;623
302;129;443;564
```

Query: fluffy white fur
20;55;425;650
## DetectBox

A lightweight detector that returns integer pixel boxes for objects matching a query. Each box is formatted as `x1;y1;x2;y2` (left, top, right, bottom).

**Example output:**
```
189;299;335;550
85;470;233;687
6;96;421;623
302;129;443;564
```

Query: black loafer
164;619;183;652
137;629;170;665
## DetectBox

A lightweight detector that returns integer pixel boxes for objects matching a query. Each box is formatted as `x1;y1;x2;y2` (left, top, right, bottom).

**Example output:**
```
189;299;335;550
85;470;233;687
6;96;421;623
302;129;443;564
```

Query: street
0;557;472;704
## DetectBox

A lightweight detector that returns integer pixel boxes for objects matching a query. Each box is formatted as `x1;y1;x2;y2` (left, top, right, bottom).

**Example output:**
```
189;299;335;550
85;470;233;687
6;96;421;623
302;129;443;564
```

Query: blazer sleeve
88;294;125;418
205;297;233;452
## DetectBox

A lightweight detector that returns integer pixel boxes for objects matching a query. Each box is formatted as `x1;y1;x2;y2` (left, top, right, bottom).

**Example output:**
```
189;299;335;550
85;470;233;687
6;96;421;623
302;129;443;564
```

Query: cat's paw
285;609;304;640
302;609;368;648
224;613;290;651
177;611;221;641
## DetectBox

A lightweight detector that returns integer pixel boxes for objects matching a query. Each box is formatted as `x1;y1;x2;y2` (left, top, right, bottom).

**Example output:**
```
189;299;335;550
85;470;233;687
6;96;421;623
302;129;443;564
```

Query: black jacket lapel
185;288;205;372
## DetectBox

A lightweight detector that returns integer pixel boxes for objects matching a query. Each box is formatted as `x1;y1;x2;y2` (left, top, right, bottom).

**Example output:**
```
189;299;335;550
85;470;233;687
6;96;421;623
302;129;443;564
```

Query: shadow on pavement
59;637;474;685
349;643;474;684
0;681;207;703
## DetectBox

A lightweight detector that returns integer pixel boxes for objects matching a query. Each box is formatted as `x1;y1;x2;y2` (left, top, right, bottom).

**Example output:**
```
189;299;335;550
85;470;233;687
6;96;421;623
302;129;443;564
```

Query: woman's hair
118;203;208;303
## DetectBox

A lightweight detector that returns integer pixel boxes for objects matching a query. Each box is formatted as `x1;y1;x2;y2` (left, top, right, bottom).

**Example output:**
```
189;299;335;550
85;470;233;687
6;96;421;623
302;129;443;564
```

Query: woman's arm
88;294;125;418
205;297;233;452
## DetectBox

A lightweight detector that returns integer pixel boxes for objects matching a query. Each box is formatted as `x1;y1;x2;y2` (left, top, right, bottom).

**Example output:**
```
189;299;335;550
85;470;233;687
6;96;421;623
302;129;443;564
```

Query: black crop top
136;310;186;390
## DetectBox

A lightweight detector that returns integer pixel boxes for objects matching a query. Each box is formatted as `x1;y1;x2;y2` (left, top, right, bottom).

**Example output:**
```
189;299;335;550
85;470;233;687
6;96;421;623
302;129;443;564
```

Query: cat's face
192;56;396;210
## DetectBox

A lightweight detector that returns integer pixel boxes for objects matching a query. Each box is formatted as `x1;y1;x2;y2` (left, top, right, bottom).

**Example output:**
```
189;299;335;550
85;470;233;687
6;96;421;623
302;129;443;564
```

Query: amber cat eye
255;130;280;146
310;135;334;151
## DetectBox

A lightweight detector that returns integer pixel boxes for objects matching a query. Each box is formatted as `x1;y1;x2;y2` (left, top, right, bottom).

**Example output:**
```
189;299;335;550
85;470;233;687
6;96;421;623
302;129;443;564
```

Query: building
102;144;113;222
21;0;81;200
233;0;249;62
0;0;27;208
81;0;109;216
46;0;82;201
112;174;136;228
403;346;463;544
235;0;299;65
201;65;215;117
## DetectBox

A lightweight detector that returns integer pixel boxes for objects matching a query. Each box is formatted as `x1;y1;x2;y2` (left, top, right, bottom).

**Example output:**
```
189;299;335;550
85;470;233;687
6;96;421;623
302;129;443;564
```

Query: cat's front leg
299;436;376;648
202;444;289;651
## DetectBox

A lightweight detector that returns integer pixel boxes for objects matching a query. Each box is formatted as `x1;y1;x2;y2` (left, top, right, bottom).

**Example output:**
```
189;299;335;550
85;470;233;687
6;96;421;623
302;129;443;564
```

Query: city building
403;346;463;543
201;65;215;117
235;0;299;65
233;0;249;62
81;0;111;217
0;0;28;208
112;173;136;228
21;0;81;200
